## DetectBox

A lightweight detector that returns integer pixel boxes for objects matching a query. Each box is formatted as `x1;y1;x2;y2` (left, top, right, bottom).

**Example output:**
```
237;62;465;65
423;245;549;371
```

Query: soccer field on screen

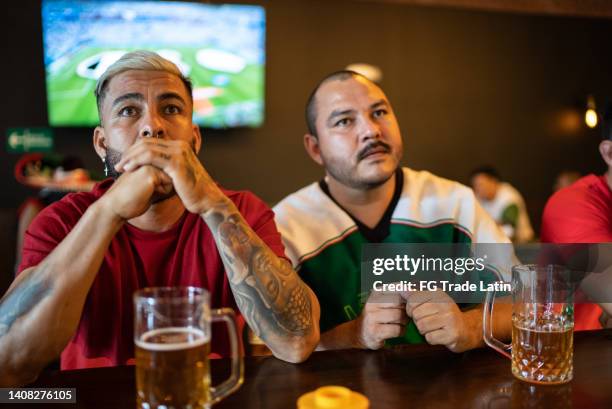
46;47;264;128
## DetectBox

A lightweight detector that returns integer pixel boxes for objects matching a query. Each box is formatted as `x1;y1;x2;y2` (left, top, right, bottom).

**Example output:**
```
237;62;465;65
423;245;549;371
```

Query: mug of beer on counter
484;264;575;384
134;287;244;408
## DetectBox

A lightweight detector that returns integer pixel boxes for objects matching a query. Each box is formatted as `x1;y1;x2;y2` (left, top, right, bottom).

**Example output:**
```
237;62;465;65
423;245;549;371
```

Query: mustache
357;141;392;161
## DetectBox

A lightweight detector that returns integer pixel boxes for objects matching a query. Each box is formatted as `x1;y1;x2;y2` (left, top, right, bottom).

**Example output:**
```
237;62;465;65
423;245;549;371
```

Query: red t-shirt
541;174;612;330
18;179;287;370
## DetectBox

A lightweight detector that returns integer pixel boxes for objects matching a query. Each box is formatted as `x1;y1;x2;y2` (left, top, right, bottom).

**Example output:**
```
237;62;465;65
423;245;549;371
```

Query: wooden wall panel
359;0;612;18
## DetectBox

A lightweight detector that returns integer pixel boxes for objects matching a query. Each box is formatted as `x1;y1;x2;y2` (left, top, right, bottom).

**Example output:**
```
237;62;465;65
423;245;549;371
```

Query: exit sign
6;128;54;153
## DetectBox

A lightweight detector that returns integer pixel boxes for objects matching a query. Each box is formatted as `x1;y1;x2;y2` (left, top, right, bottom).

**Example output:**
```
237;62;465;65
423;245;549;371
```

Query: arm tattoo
205;207;313;342
0;267;52;338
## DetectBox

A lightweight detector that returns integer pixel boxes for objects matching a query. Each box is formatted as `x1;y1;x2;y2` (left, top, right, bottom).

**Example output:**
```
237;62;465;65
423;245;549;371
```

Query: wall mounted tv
42;0;266;128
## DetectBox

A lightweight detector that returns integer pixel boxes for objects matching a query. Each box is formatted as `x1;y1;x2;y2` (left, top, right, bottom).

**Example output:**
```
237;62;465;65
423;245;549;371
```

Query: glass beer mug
484;265;575;384
134;287;244;408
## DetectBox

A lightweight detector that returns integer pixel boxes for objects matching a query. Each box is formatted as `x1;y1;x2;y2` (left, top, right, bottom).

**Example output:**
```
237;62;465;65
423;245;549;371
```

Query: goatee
104;146;176;204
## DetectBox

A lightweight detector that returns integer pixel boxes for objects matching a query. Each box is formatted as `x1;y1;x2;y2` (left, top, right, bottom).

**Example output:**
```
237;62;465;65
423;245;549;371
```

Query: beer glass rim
133;286;208;305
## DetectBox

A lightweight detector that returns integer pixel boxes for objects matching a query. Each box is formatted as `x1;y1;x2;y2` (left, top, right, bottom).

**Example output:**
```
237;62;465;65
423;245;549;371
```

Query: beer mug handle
483;280;512;359
210;308;244;405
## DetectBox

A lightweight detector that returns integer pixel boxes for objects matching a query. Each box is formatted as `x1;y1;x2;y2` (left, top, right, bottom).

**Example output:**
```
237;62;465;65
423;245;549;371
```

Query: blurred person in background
470;166;534;244
541;103;612;330
553;170;581;192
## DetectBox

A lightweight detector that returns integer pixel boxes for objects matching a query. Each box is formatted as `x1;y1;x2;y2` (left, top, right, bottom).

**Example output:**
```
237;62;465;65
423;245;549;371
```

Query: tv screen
42;0;266;128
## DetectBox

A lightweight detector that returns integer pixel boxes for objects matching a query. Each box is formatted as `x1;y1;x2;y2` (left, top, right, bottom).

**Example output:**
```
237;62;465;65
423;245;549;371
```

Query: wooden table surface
8;329;612;409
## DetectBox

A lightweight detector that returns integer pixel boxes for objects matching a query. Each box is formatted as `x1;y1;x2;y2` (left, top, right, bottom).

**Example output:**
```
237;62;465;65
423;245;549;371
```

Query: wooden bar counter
8;329;612;409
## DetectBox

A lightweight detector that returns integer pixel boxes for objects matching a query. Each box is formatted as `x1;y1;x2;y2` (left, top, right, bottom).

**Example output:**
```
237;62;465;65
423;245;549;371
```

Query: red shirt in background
18;179;287;370
541;174;612;330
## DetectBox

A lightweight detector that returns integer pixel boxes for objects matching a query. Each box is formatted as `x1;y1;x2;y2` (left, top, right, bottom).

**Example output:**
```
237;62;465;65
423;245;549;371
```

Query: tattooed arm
0;166;172;386
116;139;321;363
0;204;122;387
203;199;320;362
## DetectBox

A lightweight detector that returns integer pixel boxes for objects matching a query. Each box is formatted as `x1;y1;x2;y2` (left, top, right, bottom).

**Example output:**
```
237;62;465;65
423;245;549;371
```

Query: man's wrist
463;308;485;350
197;185;231;216
90;198;126;227
349;318;367;349
199;189;234;218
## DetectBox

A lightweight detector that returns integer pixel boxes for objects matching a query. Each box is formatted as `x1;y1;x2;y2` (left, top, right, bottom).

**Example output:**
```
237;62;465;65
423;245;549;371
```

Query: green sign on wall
6;128;54;153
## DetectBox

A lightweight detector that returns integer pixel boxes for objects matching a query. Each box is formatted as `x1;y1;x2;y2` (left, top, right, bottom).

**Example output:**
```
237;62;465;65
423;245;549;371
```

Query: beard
104;147;123;180
104;146;176;204
322;141;402;190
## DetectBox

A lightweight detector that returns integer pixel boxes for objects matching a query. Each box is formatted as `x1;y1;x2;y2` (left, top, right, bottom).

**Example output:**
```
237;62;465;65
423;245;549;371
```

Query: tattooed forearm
216;214;252;284
247;250;312;333
204;203;314;345
0;268;52;338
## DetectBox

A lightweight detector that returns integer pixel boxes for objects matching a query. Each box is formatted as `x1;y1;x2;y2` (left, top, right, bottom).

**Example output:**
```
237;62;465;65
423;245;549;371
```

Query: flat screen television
42;0;266;128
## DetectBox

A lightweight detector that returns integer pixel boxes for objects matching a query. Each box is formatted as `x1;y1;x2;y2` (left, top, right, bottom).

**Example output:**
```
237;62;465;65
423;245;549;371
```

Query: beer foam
136;327;210;351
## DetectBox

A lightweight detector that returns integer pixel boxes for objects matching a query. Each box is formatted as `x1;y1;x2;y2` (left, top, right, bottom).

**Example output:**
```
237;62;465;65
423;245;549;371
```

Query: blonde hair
94;50;193;120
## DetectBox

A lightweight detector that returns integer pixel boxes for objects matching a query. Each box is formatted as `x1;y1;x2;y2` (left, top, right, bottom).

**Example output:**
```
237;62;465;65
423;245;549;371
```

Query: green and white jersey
273;167;510;343
479;182;535;244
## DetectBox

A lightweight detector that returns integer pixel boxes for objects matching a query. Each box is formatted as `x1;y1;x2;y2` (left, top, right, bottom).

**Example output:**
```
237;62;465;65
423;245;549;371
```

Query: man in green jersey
274;71;512;351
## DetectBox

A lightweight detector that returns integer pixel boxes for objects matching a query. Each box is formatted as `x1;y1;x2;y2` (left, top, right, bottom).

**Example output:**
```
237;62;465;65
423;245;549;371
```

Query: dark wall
1;0;611;292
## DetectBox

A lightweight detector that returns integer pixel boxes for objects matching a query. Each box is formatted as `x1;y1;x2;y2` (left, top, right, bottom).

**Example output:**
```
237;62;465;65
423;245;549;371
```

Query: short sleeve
17;200;83;275
542;187;612;243
469;189;512;245
229;190;288;262
251;208;288;261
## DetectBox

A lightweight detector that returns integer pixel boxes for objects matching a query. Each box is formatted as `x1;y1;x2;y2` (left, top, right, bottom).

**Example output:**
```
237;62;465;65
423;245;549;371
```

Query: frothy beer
136;327;211;409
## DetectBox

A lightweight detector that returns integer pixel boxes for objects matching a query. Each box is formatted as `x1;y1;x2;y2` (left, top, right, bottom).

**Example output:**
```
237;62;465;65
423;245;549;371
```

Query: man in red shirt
541;105;612;330
0;51;320;386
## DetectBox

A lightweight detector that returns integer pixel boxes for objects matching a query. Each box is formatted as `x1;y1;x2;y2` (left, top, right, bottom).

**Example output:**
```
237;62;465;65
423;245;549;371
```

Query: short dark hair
305;70;372;137
470;166;501;181
602;102;612;141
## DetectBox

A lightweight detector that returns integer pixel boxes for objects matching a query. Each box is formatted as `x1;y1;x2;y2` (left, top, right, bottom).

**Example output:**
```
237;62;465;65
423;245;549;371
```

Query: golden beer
511;317;573;384
136;327;211;409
